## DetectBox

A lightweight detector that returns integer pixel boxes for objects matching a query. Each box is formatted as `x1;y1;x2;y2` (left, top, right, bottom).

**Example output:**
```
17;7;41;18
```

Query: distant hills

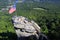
0;0;60;12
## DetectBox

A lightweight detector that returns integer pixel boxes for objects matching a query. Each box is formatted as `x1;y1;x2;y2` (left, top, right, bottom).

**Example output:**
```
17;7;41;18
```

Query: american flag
9;5;16;14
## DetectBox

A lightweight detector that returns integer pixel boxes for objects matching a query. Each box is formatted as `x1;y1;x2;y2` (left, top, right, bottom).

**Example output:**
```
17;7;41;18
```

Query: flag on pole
8;0;18;14
9;5;16;14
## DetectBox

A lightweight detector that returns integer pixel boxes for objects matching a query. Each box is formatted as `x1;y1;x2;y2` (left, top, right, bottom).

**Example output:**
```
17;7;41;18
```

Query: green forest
0;0;60;40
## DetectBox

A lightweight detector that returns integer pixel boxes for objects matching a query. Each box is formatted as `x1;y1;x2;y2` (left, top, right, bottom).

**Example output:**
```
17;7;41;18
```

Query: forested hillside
0;0;60;40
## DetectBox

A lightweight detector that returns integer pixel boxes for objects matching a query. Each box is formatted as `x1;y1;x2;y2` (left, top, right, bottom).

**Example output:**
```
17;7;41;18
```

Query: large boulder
12;16;41;40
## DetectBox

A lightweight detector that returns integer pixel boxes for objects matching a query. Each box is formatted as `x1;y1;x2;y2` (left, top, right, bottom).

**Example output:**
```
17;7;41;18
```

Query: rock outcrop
12;16;41;40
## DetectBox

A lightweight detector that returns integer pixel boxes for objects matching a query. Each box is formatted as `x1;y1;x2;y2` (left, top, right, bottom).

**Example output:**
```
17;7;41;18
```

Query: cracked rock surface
12;16;41;38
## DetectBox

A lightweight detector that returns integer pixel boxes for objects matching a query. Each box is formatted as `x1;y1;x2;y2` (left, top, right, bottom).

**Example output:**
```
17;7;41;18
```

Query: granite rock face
12;16;41;40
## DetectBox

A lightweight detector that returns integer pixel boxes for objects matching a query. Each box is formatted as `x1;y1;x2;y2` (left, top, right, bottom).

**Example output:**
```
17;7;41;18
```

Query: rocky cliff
12;16;41;40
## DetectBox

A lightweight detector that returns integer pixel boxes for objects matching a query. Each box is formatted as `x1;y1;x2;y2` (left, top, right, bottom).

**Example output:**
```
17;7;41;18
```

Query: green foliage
0;1;60;40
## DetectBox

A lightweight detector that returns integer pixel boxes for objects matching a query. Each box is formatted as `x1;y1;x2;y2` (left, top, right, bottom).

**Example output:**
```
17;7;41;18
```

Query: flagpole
14;0;18;16
15;3;17;16
15;8;17;16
